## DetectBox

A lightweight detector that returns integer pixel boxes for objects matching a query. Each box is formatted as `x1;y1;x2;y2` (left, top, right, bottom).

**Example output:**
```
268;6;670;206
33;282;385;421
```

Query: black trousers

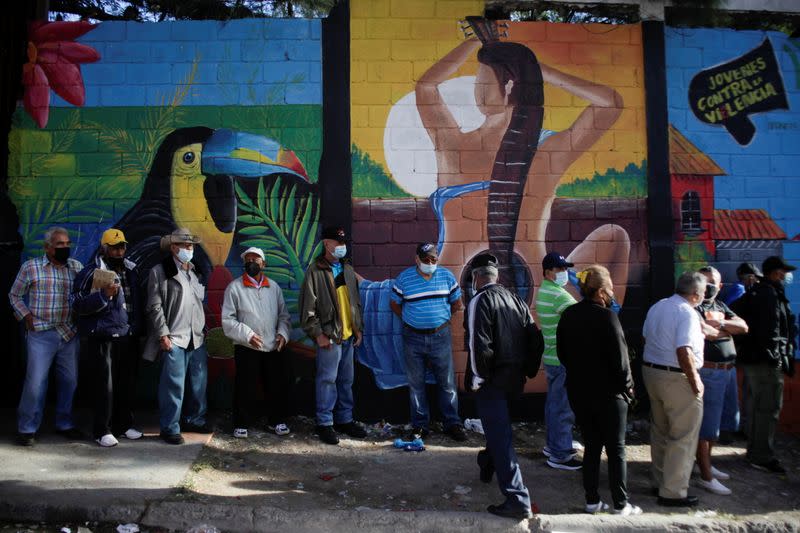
87;336;138;439
233;345;290;428
576;397;629;508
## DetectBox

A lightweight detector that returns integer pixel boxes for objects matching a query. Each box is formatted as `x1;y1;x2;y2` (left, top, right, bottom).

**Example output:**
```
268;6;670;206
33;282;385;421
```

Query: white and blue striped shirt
391;266;461;329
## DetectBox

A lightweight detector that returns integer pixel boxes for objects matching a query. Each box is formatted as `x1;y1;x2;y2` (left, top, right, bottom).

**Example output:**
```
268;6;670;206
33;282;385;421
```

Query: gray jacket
143;255;206;361
221;275;291;352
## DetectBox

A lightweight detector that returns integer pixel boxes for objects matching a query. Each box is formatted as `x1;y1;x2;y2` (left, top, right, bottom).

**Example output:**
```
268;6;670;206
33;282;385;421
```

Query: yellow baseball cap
101;228;128;246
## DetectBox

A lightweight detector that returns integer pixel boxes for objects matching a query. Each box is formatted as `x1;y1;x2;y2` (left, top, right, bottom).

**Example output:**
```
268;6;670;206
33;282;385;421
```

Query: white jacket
221;275;291;352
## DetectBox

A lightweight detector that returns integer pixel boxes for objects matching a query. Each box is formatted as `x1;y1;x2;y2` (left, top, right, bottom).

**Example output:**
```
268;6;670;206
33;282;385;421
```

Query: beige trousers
643;365;703;499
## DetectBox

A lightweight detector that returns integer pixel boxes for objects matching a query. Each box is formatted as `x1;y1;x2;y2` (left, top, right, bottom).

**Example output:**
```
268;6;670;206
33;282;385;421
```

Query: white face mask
176;248;193;264
419;262;437;275
784;272;794;285
332;245;347;259
554;270;569;287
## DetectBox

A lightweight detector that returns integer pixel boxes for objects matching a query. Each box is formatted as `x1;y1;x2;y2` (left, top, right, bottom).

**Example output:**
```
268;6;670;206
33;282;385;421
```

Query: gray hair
698;265;721;284
676;271;706;297
472;265;499;282
43;226;69;246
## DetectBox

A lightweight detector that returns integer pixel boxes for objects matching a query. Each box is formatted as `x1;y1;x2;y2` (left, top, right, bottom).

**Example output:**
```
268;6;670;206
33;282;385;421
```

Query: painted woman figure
416;20;631;303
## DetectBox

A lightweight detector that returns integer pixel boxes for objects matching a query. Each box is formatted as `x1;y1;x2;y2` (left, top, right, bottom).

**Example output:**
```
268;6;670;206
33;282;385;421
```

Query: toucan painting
108;126;311;325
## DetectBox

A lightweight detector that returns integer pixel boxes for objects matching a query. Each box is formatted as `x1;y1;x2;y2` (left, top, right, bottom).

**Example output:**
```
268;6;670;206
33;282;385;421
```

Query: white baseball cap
240;247;265;261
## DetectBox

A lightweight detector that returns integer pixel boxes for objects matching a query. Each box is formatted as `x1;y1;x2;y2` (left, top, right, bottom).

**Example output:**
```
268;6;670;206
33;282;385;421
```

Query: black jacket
556;299;633;410
735;281;796;366
464;283;542;394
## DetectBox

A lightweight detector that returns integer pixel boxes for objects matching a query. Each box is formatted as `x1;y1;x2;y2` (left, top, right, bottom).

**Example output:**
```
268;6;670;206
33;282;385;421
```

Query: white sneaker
233;428;248;439
693;463;731;481
268;423;291;436
572;440;584;452
585;500;609;514
613;503;643;516
697;477;732;495
96;434;119;447
123;428;143;440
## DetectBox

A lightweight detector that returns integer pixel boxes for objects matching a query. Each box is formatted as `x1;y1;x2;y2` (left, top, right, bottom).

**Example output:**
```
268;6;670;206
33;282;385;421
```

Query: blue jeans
316;339;355;426
544;364;576;462
18;330;79;434
699;366;736;440
159;343;208;435
476;385;531;511
720;367;740;433
403;325;460;429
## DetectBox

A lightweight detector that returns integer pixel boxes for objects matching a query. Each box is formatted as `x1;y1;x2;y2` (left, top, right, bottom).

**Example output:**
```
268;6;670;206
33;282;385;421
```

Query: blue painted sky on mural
49;18;322;107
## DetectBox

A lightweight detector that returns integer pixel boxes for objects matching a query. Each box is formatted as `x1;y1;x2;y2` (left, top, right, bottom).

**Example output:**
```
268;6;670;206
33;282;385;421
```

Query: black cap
321;226;347;243
762;256;797;275
416;242;438;260
472;253;498;269
736;262;763;278
542;251;574;270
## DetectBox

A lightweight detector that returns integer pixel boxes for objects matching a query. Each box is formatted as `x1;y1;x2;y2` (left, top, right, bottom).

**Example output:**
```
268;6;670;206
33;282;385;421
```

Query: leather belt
403;322;450;335
643;361;683;373
703;361;735;370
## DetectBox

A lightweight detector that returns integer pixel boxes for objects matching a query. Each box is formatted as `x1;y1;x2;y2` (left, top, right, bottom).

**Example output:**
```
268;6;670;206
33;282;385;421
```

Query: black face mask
704;283;719;301
53;247;70;264
244;261;261;277
106;256;125;270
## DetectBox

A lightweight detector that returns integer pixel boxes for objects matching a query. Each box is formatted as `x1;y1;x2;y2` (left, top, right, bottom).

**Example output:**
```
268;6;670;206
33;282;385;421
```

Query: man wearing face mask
390;243;466;442
10;227;84;446
144;228;210;445
693;266;748;495
71;229;144;447
535;252;582;470
737;256;797;474
299;226;366;445
222;247;292;439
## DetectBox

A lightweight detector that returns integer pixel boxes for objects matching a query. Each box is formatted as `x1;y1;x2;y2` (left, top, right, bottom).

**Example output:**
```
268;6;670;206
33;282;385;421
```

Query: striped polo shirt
535;278;576;366
391;266;461;330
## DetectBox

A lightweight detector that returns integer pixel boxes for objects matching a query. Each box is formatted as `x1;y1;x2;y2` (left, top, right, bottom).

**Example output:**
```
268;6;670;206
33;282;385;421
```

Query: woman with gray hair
557;265;640;515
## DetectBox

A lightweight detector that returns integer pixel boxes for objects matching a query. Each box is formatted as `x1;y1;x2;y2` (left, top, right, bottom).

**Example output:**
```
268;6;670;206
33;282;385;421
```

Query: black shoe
487;503;533;520
56;427;87;440
334;421;367;438
316;425;339;445
160;431;185;445
406;427;430;441
477;449;494;483
446;424;468;442
717;430;735;445
657;495;699;507
750;459;786;474
182;422;213;434
16;433;35;446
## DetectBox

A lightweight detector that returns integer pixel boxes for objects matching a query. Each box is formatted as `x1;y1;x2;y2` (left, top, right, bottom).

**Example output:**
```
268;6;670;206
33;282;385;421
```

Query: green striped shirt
535;279;576;366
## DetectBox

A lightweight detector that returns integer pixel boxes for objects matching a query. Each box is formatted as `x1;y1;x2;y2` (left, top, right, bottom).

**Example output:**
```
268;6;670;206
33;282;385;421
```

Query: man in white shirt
642;271;707;507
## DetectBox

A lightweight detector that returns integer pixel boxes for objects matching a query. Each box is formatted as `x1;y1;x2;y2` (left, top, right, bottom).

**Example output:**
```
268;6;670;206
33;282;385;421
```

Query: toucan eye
182;152;195;164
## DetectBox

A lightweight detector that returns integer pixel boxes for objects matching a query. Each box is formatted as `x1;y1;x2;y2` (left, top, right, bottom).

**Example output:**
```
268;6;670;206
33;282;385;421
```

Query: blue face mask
176;248;193;264
332;245;347;259
419;262;437;275
554;270;569;287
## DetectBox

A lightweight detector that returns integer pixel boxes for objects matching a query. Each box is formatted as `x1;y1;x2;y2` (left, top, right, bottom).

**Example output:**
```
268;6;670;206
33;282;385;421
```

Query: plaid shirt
9;254;83;341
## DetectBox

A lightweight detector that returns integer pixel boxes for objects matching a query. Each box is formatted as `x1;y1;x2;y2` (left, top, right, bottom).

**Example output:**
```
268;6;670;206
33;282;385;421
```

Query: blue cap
542;252;573;270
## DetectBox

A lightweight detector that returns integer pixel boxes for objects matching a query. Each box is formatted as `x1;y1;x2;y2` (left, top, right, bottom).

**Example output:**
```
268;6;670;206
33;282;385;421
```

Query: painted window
681;191;702;233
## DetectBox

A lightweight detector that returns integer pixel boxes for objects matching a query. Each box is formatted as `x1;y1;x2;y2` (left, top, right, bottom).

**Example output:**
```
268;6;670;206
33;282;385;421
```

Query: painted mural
666;28;800;321
8;18;324;357
350;0;650;391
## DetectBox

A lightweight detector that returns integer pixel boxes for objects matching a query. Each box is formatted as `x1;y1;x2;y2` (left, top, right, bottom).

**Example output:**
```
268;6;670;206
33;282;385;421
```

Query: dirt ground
176;414;800;518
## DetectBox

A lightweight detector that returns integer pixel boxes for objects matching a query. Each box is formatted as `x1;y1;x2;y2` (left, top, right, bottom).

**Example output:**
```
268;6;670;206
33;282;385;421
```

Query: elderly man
737;256;797;474
72;228;144;447
390;243;466;442
299;226;366;445
694;266;748;495
465;253;541;520
222;246;292;439
642;271;707;507
9;227;84;446
145;228;210;445
536;251;582;470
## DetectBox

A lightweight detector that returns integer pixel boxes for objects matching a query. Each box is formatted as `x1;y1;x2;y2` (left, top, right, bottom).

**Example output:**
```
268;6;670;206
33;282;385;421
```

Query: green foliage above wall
351;145;411;199
556;161;648;198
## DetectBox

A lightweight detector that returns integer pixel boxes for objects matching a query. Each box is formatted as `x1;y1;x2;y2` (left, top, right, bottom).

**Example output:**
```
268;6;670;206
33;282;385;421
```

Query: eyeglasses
419;256;438;265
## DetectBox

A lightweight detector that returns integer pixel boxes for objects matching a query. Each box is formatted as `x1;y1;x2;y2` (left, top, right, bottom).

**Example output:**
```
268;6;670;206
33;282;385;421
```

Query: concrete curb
3;500;800;532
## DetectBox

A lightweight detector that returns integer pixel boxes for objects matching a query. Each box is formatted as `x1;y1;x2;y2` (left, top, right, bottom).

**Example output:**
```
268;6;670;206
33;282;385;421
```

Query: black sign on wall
688;38;789;146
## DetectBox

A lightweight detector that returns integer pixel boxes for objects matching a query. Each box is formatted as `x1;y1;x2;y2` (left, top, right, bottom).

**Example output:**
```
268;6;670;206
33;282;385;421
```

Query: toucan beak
201;128;309;181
